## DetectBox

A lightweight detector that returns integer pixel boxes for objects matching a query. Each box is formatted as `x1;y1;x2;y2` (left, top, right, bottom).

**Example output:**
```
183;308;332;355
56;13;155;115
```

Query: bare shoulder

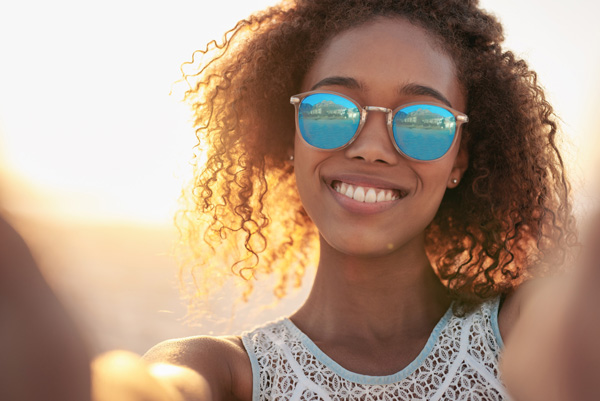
143;335;252;401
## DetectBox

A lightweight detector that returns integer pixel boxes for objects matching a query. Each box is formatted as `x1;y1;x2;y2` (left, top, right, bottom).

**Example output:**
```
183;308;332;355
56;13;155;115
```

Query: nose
344;108;399;164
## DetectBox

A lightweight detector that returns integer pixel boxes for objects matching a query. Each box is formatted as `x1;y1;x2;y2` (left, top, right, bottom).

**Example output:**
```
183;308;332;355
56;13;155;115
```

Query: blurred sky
0;0;279;224
1;0;599;225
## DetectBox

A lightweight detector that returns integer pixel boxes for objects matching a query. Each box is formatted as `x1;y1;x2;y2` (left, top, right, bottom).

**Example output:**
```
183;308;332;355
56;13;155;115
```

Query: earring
289;155;294;161
451;178;458;185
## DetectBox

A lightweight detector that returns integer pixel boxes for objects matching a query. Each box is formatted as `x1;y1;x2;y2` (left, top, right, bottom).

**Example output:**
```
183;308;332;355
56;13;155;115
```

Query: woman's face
294;17;468;258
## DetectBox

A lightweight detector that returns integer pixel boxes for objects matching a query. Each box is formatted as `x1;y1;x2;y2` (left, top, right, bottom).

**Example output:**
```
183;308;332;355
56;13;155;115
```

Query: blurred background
0;0;599;356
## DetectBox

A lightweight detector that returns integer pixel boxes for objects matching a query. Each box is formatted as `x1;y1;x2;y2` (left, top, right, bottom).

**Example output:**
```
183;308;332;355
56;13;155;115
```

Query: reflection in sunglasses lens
298;93;360;149
393;105;456;161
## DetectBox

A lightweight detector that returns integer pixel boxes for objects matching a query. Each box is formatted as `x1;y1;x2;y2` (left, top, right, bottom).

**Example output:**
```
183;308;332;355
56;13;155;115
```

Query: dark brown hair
177;0;576;310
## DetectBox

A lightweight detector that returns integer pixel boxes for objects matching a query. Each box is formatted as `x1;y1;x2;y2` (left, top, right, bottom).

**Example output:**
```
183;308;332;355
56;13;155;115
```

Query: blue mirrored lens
298;93;360;149
392;104;456;161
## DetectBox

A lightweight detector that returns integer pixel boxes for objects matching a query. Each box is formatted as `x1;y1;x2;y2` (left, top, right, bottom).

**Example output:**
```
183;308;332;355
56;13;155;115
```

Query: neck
292;234;450;343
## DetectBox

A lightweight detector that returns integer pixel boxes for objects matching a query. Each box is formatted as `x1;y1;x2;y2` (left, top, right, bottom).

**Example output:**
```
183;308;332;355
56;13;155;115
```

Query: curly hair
176;0;576;312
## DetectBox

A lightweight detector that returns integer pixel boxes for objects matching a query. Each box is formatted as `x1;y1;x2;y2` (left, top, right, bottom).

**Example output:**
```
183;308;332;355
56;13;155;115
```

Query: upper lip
323;173;409;193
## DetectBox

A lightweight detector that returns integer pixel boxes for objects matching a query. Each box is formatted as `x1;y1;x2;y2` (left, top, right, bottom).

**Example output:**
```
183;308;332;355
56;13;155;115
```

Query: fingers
92;351;184;401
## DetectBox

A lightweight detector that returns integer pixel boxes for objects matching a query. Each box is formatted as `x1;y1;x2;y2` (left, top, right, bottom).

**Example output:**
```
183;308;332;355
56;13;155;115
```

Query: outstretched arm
92;335;251;401
0;215;91;401
501;214;600;401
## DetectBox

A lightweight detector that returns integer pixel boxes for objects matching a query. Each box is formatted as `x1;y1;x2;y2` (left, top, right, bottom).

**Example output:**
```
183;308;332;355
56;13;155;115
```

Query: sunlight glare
0;0;598;224
0;0;278;224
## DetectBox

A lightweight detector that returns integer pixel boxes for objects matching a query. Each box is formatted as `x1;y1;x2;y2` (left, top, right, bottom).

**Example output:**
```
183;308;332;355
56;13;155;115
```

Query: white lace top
241;298;510;401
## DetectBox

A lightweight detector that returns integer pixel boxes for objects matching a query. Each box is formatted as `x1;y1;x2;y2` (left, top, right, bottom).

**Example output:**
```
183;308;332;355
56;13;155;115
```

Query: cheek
419;146;461;189
293;133;328;176
293;134;308;165
412;161;455;208
293;138;320;202
416;161;453;187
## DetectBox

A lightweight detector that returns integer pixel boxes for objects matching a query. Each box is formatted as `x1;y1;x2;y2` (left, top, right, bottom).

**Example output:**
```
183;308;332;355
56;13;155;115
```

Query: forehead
302;18;465;110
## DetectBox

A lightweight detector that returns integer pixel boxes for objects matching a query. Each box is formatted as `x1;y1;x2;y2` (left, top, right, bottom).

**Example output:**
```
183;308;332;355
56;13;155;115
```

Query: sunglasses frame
290;90;469;162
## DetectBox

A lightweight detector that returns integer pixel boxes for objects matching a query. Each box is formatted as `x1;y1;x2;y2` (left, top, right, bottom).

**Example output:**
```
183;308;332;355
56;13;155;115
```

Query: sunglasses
290;90;468;162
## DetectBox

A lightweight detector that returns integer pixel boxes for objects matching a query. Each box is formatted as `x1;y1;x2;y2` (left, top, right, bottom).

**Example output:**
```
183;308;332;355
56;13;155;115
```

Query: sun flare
0;0;599;225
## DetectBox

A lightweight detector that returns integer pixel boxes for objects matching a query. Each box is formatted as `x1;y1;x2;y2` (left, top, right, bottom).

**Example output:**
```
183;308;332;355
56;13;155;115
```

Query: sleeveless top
241;298;511;401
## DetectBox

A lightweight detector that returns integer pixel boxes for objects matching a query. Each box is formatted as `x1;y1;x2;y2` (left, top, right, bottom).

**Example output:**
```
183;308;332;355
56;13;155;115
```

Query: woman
94;0;589;400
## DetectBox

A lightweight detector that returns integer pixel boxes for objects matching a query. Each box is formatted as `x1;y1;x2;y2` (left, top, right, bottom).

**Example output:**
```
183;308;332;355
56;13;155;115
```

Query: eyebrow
399;83;452;107
310;76;452;107
310;76;362;91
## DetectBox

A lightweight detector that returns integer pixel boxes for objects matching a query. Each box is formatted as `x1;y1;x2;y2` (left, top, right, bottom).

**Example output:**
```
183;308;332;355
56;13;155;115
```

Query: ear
447;143;469;189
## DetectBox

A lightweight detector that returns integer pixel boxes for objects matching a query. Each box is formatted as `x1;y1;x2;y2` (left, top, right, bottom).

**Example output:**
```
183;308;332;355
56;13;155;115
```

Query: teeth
333;181;401;203
353;186;365;202
365;188;377;203
340;182;348;195
344;184;354;198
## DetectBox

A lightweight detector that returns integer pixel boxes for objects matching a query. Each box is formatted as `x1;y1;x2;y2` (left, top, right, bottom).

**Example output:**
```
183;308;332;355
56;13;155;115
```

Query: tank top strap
241;298;509;401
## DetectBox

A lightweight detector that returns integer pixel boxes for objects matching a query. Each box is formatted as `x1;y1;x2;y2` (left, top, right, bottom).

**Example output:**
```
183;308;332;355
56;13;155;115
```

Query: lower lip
328;185;404;215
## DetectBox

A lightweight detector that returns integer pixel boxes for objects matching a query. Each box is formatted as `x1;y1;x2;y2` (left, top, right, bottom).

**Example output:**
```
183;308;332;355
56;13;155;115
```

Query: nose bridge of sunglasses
364;106;392;113
351;106;398;155
363;105;394;127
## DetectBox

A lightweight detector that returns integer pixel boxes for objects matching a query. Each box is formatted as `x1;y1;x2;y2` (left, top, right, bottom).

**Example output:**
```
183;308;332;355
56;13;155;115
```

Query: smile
331;180;404;203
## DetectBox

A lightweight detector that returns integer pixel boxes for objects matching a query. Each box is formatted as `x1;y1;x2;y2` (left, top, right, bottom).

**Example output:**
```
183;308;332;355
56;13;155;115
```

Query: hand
92;351;184;401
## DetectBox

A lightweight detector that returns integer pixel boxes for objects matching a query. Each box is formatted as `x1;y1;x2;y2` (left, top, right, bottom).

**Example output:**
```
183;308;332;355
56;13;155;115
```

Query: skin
93;17;529;401
290;17;469;375
0;215;91;401
500;216;600;401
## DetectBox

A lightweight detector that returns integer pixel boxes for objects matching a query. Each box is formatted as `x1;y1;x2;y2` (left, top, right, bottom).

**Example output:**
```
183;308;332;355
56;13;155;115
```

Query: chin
323;235;400;259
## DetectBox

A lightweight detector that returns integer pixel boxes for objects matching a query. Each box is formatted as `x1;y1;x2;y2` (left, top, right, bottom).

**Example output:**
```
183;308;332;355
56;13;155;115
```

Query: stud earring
451;178;458;185
289;155;294;161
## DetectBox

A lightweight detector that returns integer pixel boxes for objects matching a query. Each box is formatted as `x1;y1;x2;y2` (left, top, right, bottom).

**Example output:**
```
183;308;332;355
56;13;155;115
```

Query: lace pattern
242;299;510;401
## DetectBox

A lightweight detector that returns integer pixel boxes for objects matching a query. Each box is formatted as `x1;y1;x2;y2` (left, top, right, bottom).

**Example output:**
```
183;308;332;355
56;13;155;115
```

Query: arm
92;336;252;401
500;215;600;401
0;214;252;401
0;215;91;401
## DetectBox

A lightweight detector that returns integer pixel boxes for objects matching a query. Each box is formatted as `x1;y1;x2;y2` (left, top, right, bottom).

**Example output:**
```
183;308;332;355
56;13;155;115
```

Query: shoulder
143;335;252;401
240;318;296;363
